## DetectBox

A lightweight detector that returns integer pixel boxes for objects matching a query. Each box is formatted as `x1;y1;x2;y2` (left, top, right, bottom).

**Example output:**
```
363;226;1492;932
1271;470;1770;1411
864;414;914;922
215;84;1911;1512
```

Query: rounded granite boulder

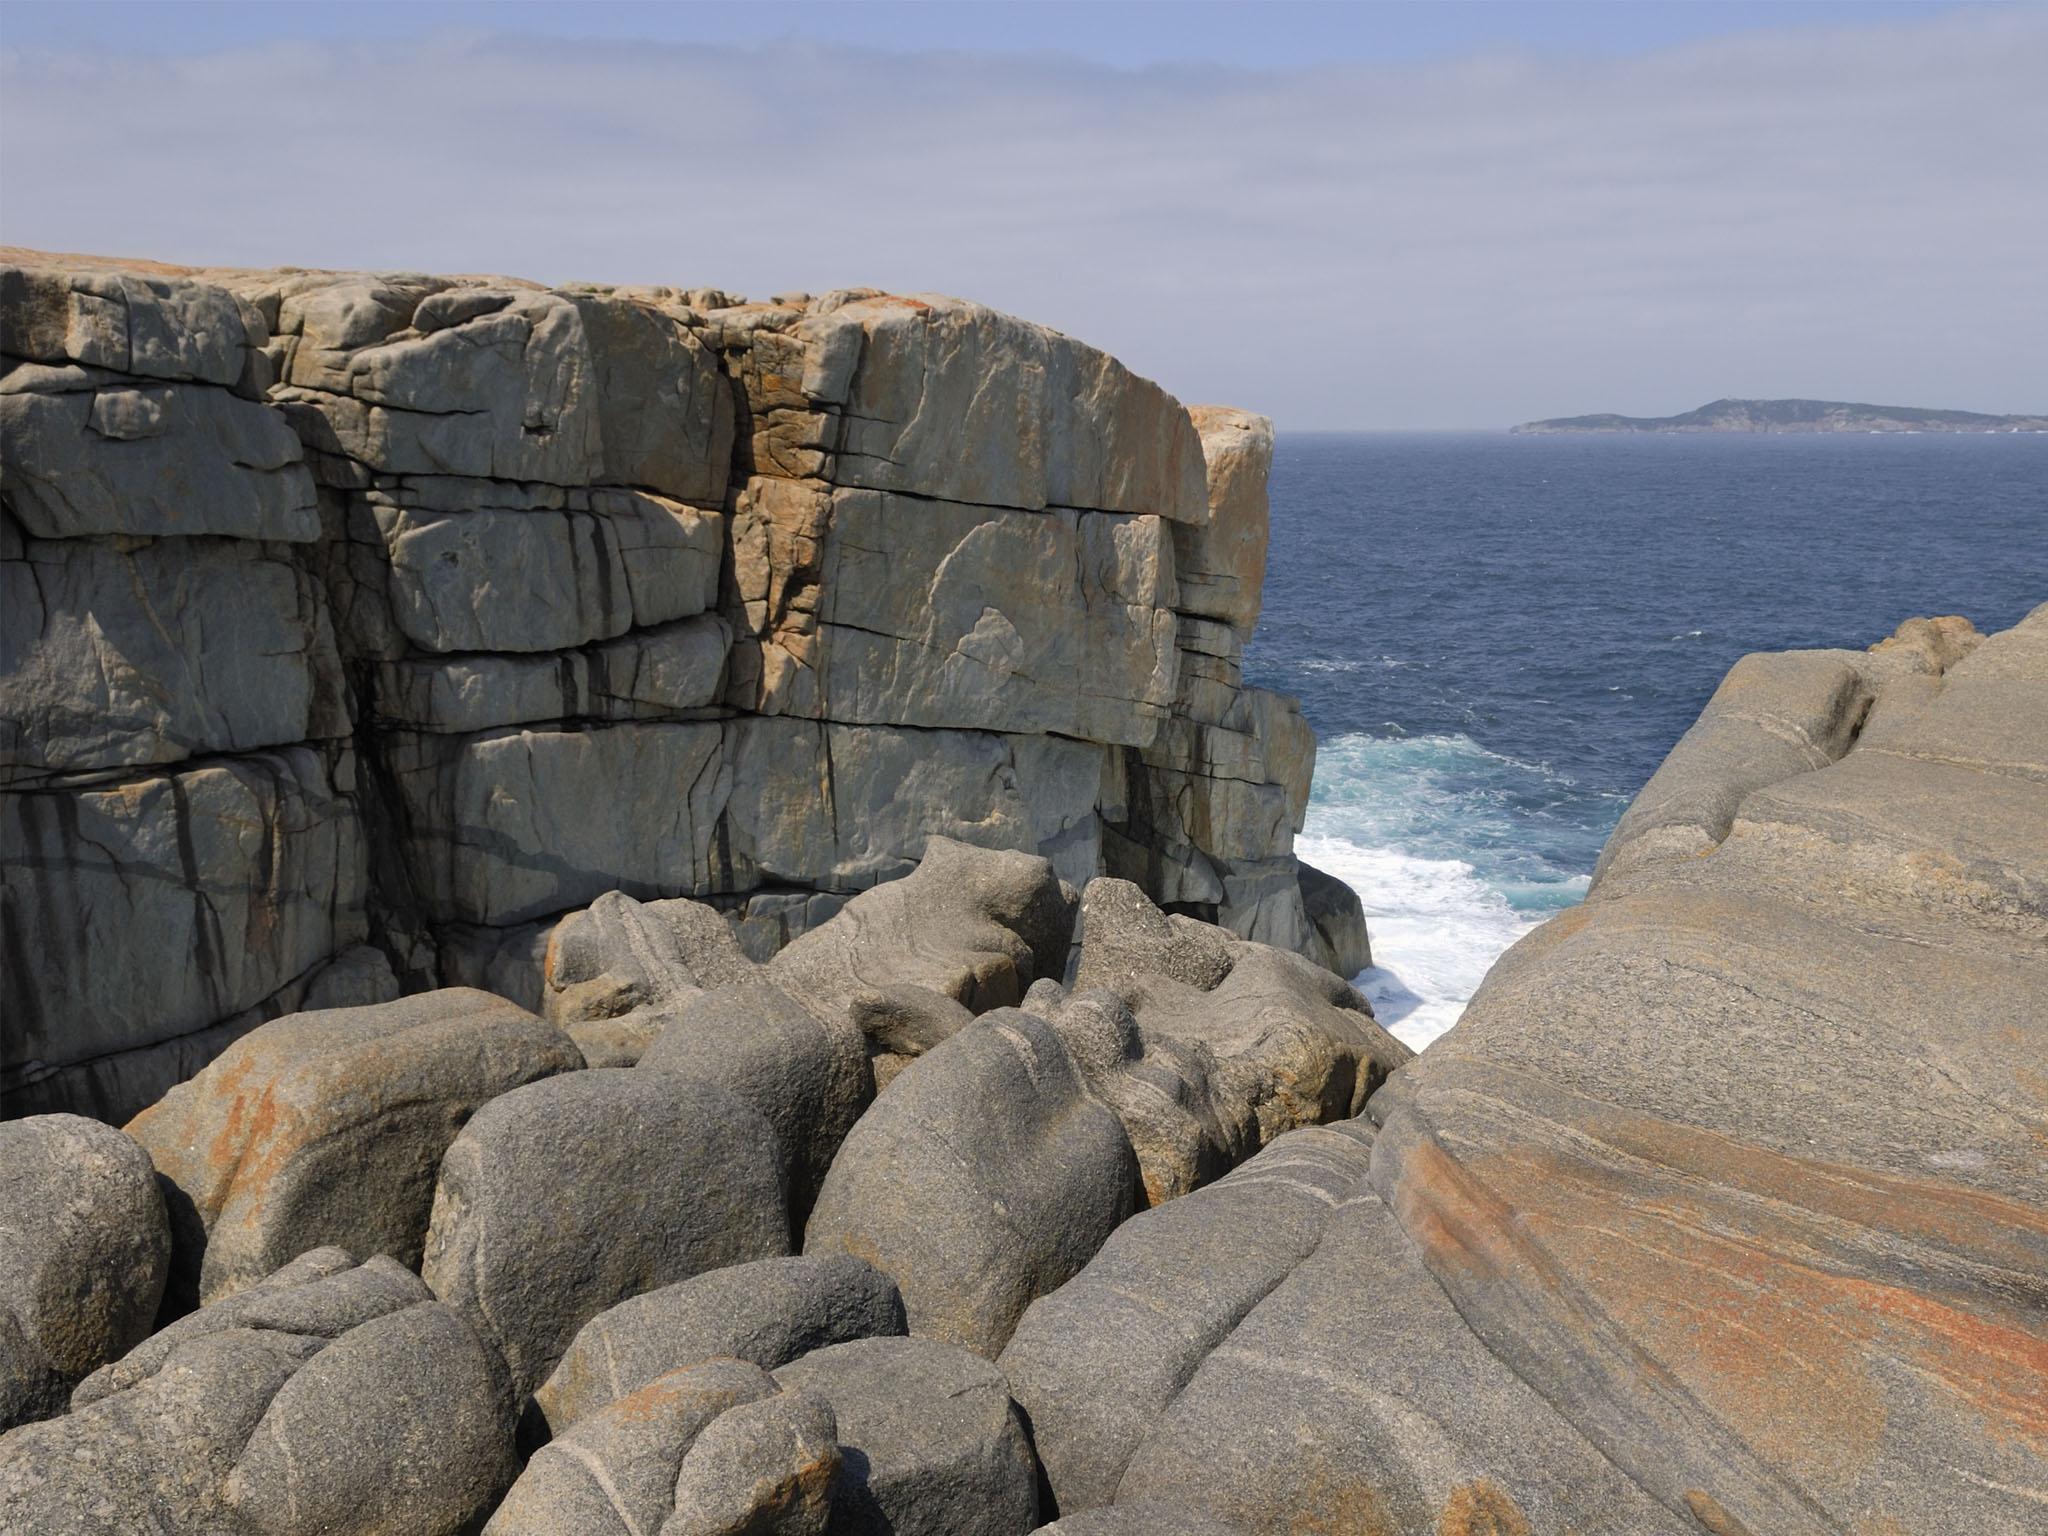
0;1113;170;1429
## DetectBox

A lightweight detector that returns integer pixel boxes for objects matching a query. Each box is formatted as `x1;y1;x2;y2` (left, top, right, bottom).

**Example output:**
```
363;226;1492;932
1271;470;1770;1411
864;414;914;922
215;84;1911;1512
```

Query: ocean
1247;432;2048;1049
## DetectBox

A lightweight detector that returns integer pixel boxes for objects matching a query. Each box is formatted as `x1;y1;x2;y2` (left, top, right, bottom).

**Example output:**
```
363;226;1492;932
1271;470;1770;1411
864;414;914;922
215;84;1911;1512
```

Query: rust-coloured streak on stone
1468;1133;2048;1491
1683;1489;1756;1536
1437;1477;1534;1536
1579;1103;2048;1268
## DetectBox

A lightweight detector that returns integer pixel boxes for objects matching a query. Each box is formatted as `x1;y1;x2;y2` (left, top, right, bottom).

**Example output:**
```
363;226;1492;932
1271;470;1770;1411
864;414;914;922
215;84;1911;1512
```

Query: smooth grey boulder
0;1249;515;1536
998;1124;1374;1515
638;980;875;1216
535;1253;906;1434
804;1005;1138;1357
0;1114;169;1428
1;1324;321;1535
74;1248;425;1406
1016;985;1244;1208
667;1388;841;1536
773;1336;1040;1536
422;1068;792;1397
484;1358;793;1536
126;988;583;1312
222;1299;517;1536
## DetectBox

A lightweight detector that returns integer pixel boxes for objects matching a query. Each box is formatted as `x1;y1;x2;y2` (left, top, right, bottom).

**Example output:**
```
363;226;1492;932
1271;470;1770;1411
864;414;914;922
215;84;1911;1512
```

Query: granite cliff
2;251;2043;1536
0;252;1362;1120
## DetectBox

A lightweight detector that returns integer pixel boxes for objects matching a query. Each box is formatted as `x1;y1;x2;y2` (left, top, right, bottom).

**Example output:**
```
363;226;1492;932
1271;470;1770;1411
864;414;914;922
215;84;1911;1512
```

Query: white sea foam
1298;833;1546;1051
1297;732;1596;1052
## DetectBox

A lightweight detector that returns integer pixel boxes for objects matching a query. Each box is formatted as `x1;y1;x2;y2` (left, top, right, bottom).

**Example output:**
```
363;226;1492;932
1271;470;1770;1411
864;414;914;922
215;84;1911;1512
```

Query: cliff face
0;254;1350;1120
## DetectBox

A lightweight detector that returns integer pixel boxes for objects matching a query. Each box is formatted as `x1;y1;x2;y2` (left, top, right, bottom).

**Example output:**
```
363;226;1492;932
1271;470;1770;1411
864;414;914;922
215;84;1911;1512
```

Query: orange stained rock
1459;1130;2048;1491
1437;1478;1533;1536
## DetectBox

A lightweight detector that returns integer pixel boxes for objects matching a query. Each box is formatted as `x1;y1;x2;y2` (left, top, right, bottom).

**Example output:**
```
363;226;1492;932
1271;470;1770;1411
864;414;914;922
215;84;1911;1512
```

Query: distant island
1512;397;2048;434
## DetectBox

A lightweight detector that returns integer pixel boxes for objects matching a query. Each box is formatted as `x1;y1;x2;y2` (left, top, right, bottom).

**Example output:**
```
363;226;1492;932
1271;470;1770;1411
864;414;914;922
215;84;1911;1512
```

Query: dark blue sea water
1247;432;2048;1044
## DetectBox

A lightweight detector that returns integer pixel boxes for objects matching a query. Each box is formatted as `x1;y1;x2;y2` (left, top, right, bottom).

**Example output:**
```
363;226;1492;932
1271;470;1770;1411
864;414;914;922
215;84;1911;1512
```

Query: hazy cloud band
3;9;2043;427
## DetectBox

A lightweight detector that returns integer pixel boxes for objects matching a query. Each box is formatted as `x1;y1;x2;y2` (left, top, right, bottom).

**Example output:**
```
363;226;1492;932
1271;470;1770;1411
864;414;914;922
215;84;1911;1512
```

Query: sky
2;1;2042;429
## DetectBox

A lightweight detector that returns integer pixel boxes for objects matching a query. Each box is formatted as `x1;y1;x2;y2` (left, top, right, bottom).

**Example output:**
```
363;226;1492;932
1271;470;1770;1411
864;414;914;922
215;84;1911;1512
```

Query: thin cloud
2;10;2042;427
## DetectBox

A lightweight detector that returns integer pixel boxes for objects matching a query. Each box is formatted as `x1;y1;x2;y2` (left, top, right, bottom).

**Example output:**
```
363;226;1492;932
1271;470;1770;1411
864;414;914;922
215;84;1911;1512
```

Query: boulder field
2;251;2044;1533
4;607;2043;1533
0;251;1355;1122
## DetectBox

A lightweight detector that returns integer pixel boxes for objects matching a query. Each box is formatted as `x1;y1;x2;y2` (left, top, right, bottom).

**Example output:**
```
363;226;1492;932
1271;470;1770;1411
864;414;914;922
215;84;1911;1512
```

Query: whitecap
1297;732;1600;1052
1297;833;1542;1052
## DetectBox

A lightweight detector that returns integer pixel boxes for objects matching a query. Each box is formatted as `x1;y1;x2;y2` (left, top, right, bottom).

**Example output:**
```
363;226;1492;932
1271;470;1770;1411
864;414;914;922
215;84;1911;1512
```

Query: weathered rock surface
485;1357;779;1536
668;1386;842;1536
638;978;875;1212
1296;857;1372;976
422;1067;792;1397
1;745;378;1119
0;1114;169;1428
1000;1124;1374;1513
1005;609;2048;1533
1069;876;1408;1154
766;836;1075;1040
1031;1508;1245;1536
803;1003;1142;1358
0;1248;515;1536
772;1336;1041;1536
1350;606;2048;1536
543;886;760;1028
535;1252;904;1435
0;527;346;787
3;249;1347;1122
127;988;582;1312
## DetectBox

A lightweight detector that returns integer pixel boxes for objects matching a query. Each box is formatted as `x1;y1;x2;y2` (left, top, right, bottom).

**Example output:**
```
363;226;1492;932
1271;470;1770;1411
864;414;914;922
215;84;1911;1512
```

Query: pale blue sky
2;1;1973;67
2;2;2041;427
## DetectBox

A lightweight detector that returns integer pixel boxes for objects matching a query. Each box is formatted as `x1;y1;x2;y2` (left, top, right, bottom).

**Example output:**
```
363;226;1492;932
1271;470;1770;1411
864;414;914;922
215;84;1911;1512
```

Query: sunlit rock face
0;253;1344;1119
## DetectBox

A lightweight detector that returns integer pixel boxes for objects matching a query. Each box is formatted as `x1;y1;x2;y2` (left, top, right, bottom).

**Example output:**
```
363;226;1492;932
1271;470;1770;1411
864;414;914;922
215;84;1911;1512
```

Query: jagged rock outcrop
995;608;2048;1533
0;250;1359;1123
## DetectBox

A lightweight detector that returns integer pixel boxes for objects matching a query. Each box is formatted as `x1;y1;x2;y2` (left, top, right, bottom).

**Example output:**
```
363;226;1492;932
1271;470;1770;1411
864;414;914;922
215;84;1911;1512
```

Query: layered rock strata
0;251;1356;1121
